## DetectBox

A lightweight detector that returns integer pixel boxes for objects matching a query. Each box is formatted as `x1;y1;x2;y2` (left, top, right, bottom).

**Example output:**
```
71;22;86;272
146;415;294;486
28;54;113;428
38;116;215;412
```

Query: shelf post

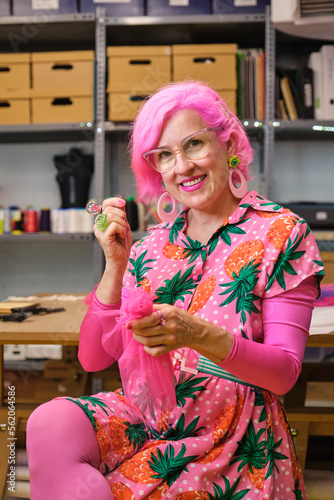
262;5;276;199
94;7;107;283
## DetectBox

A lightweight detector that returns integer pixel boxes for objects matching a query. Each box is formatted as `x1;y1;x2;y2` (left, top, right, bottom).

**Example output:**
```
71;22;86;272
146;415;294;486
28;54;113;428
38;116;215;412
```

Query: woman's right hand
94;197;133;271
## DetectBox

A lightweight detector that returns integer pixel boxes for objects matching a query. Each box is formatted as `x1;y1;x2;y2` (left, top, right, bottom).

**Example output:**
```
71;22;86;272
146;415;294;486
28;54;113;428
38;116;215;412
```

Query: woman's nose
173;151;194;174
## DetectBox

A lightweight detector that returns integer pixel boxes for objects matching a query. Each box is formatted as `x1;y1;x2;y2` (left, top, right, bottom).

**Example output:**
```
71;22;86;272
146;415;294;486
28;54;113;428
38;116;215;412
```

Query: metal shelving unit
0;122;94;143
0;13;96;52
6;7;332;286
0;9;270;287
1;6;332;291
0;234;92;241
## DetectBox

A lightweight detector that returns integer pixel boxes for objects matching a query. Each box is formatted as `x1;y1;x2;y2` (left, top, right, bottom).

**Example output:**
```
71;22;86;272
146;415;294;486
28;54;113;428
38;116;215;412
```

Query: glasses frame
142;126;224;173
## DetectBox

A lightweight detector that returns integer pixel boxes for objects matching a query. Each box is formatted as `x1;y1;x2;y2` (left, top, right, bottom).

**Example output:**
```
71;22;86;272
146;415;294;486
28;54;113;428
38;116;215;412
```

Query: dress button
192;274;199;282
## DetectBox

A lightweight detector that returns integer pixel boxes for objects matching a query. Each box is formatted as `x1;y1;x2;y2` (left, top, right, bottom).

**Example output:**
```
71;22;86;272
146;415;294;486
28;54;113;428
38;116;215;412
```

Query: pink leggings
26;399;113;500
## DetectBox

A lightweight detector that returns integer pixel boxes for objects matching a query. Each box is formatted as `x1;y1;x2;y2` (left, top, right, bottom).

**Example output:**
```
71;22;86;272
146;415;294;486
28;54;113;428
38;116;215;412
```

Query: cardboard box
0;0;10;16
79;0;144;16
108;92;148;122
146;0;211;16
107;46;172;93
108;90;236;122
0;54;31;91
12;0;77;16
172;44;238;91
212;0;270;14
217;90;237;115
0;90;31;125
31;88;93;123
32;51;95;90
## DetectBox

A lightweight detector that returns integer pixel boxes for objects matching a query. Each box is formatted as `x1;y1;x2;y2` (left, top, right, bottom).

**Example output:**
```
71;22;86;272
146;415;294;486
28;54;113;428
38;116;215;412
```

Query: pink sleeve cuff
93;293;122;310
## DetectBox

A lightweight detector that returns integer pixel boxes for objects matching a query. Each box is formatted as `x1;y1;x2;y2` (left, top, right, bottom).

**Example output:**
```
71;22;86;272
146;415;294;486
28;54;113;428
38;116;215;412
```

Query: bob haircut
129;80;253;204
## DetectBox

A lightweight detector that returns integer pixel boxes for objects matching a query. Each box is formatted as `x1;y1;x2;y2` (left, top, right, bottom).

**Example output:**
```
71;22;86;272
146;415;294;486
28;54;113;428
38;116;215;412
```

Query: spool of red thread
24;209;38;233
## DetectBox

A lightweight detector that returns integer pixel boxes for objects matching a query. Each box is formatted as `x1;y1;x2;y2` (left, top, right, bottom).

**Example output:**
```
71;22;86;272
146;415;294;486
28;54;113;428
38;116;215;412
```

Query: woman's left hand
126;304;198;356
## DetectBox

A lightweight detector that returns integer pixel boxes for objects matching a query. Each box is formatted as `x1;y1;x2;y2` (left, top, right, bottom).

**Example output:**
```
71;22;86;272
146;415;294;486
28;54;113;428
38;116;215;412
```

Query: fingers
102;197;126;212
126;309;167;331
94;197;129;239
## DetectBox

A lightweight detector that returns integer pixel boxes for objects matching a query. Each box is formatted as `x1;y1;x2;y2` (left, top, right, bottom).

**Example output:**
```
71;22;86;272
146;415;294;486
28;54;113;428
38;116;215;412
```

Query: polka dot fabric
66;191;323;499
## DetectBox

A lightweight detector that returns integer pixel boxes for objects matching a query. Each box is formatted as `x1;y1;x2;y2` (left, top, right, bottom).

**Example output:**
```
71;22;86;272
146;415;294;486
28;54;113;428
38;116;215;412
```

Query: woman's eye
185;138;204;151
158;150;173;161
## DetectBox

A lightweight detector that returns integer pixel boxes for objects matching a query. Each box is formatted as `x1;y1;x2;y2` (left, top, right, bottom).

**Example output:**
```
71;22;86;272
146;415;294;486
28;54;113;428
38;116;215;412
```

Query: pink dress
62;191;324;499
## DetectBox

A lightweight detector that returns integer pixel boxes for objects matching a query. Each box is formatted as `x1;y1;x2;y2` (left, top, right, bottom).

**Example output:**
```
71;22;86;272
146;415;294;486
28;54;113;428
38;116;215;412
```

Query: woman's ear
226;132;236;156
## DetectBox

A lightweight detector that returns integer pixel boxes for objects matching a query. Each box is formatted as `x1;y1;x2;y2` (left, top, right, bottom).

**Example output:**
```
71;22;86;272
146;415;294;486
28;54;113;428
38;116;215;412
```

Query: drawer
146;0;211;16
212;0;270;15
0;54;31;91
31;51;95;90
0;91;30;125
12;0;77;15
31;90;93;123
79;0;144;16
107;46;172;93
172;44;238;90
108;92;149;122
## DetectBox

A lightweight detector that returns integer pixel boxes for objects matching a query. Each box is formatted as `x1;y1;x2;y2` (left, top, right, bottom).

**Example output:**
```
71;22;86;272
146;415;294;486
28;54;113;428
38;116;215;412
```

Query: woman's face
158;109;236;215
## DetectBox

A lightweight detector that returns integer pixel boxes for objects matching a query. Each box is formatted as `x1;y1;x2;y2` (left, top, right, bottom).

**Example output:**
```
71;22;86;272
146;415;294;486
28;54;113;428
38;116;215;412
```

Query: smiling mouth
181;175;206;187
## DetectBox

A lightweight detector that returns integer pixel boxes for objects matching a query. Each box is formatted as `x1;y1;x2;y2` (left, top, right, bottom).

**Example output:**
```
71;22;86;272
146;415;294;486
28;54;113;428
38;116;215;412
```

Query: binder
320;45;334;120
297;67;314;119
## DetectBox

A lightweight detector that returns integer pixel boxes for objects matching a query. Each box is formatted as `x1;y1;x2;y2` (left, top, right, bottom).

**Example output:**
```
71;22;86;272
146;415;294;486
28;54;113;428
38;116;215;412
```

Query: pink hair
129;80;253;203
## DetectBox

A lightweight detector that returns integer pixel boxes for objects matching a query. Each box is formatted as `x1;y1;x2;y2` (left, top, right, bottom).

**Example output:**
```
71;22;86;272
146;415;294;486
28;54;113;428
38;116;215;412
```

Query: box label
93;0;131;3
32;0;59;9
235;0;257;6
170;0;189;6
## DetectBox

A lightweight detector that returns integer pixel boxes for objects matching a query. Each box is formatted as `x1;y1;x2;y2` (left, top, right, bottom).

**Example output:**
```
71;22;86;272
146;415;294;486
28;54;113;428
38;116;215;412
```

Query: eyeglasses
142;126;223;173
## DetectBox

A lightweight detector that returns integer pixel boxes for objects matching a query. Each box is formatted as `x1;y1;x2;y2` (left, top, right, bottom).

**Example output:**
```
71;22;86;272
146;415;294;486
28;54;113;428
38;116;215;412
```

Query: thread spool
24;209;38;233
51;208;66;234
0;209;3;235
12;210;23;234
66;208;79;233
80;209;94;233
125;196;139;231
3;208;11;234
39;208;51;232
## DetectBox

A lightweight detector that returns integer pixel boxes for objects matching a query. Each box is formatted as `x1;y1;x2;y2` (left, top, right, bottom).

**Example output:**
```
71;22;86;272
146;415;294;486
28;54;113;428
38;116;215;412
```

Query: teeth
182;175;205;187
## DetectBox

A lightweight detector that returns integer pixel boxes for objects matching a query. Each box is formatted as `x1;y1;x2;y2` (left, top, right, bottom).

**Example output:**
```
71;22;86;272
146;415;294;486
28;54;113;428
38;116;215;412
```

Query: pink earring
157;191;178;223
228;155;247;199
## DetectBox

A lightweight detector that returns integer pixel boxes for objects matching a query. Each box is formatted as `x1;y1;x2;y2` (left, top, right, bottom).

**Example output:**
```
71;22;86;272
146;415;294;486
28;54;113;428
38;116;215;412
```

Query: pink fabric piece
219;277;318;394
26;399;113;500
79;287;176;420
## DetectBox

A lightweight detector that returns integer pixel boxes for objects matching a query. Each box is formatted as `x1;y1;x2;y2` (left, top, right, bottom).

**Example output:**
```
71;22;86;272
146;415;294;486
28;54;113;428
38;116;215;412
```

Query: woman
27;81;324;499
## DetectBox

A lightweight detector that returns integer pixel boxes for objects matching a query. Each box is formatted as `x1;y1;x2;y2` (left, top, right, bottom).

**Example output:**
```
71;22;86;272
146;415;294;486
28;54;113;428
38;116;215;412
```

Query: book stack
237;48;265;120
276;66;315;120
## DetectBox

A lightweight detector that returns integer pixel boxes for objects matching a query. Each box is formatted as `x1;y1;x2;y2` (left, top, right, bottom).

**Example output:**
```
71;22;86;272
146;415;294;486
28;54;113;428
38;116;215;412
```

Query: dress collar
150;191;284;245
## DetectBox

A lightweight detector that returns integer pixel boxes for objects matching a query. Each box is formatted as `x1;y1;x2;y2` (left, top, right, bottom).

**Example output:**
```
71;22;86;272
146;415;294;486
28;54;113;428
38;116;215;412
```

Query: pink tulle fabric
101;287;176;421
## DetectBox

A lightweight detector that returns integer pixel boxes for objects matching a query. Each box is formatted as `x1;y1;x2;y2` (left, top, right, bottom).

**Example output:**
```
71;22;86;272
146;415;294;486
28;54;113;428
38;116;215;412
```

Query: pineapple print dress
65;191;324;500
